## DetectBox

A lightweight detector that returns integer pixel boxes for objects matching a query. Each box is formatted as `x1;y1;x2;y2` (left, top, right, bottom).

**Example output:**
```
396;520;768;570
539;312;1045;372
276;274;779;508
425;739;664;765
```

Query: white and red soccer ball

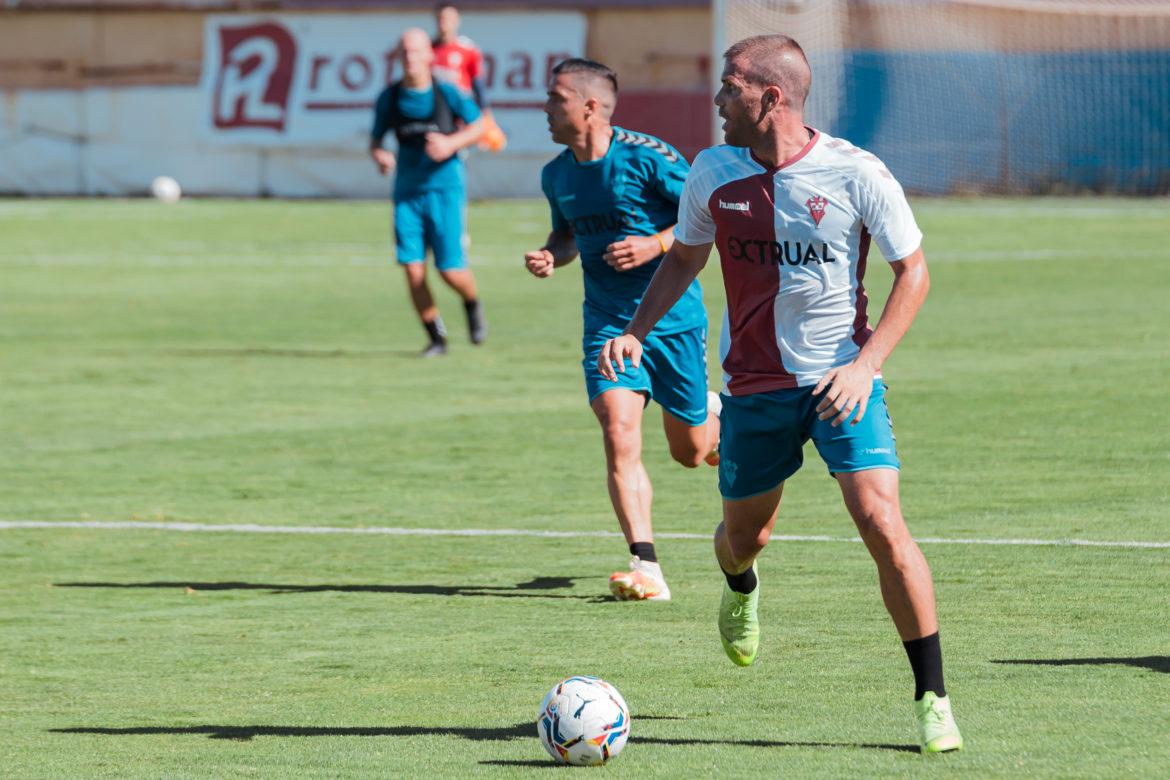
536;676;630;765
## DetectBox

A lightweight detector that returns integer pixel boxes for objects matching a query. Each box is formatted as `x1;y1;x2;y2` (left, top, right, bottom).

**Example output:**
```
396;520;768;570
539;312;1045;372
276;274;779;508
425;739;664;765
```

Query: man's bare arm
623;239;712;342
596;240;713;380
813;246;930;426
524;229;578;278
369;139;396;175
424;118;485;162
852;246;930;375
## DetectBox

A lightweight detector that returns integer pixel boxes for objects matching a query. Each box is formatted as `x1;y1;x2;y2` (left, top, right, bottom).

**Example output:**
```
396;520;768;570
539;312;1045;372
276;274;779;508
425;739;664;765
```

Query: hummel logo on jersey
719;199;751;213
806;195;828;226
614;128;679;162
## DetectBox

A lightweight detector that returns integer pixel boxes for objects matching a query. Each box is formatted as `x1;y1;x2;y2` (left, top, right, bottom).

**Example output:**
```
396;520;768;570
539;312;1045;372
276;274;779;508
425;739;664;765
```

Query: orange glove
478;112;507;153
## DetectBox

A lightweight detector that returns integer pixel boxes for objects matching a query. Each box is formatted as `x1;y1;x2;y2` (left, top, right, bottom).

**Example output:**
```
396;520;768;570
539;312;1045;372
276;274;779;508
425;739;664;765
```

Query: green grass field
1;197;1168;777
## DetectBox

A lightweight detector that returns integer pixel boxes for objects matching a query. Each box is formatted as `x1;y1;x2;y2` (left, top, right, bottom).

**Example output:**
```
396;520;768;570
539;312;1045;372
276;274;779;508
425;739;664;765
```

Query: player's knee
727;525;770;561
403;264;427;287
855;506;907;549
601;423;640;466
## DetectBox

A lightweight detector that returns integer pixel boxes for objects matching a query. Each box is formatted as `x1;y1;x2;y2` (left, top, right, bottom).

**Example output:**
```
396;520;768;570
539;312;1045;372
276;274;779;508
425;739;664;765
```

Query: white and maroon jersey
674;129;922;395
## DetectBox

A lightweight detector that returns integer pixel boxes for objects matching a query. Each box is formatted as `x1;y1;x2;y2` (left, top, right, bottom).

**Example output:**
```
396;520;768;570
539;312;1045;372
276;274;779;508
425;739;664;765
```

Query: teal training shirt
540;128;706;335
371;81;481;201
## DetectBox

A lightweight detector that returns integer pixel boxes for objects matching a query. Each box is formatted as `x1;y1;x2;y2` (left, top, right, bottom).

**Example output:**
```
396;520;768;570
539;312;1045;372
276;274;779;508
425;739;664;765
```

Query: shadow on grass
992;656;1169;674
53;723;534;742
54;718;917;753
54;576;607;601
628;736;917;753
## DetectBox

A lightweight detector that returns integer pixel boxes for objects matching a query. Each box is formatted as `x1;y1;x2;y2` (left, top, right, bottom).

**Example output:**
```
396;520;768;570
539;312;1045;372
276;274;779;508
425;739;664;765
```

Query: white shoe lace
629;557;661;578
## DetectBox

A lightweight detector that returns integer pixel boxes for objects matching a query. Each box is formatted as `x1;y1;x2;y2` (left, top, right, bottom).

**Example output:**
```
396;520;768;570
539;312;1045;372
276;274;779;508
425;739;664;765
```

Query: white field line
8;248;1170;268
1;520;1167;549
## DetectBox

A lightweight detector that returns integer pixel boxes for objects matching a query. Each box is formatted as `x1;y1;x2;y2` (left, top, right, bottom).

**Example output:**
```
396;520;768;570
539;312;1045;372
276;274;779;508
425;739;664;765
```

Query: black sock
721;565;757;595
629;542;656;563
463;298;481;319
903;632;946;700
423;317;447;345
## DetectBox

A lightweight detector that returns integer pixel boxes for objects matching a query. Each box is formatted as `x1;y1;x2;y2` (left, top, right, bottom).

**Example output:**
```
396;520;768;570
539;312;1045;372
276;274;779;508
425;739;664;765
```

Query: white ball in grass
150;176;182;204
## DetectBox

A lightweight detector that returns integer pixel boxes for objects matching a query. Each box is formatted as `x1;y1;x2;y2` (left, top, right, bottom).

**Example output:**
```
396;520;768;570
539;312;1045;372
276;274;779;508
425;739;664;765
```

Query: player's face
437;7;460;39
714;58;762;147
400;32;434;79
544;75;587;144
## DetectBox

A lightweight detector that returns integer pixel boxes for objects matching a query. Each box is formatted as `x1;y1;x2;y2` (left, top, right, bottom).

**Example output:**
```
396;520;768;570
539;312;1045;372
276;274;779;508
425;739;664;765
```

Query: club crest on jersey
805;196;828;226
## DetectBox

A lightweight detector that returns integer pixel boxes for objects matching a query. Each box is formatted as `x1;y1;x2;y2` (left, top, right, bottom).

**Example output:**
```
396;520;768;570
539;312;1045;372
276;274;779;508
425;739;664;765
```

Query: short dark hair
551;58;619;95
435;3;457;13
724;35;811;109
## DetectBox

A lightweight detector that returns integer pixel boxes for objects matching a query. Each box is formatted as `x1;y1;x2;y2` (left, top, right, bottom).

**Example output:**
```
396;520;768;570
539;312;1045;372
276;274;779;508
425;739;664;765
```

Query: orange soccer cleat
608;557;671;601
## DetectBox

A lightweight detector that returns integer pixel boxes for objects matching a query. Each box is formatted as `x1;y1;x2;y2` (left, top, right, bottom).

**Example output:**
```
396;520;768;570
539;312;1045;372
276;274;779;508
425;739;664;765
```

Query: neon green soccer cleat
915;692;964;754
717;564;760;666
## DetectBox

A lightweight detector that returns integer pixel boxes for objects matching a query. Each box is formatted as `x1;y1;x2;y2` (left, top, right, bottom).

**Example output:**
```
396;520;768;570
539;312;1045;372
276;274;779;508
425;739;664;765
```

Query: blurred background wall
1;0;1167;197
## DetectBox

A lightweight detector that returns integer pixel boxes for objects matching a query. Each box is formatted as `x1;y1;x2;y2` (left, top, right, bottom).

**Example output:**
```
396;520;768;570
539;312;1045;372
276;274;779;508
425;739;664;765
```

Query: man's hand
424;133;458;162
596;334;643;381
603;235;663;272
813;360;878;427
372;149;396;175
525;249;555;278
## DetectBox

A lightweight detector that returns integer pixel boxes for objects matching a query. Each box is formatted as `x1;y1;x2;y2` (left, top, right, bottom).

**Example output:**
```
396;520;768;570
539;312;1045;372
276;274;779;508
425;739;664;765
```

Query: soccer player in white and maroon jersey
596;35;963;753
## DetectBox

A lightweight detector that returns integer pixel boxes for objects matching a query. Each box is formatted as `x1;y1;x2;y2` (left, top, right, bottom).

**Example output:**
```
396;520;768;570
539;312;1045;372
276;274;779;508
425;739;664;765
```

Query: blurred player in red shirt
433;3;507;152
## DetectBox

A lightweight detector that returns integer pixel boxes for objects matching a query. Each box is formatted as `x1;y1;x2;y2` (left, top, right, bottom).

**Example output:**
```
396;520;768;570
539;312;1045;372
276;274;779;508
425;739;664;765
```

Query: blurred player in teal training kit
370;28;487;357
525;59;720;601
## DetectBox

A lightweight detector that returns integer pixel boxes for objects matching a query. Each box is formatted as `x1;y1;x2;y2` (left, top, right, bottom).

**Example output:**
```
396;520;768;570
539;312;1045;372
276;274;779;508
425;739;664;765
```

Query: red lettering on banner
503;52;532;90
481;52;495;89
213;22;296;131
339;54;372;91
545;52;570;84
309;55;330;90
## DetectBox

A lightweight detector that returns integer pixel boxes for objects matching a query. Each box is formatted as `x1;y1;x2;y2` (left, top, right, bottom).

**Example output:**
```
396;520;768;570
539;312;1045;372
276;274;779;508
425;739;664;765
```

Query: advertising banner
200;12;585;149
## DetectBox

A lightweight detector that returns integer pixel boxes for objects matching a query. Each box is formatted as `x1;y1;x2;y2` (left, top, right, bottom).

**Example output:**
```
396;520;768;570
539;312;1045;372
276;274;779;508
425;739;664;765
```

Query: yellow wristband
655;232;669;255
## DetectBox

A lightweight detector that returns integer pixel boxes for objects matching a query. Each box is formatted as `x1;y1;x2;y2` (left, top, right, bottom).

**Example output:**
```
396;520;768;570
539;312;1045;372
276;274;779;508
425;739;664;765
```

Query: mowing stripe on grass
1;520;1167;549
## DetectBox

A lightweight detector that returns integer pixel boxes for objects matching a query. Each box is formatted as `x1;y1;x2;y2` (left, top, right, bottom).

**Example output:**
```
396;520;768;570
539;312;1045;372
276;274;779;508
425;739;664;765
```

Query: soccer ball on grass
150;175;182;203
536;676;630;765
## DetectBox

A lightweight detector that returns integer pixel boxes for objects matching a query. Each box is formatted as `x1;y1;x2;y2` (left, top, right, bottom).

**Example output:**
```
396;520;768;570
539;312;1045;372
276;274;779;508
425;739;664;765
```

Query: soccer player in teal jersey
370;28;487;357
524;59;720;601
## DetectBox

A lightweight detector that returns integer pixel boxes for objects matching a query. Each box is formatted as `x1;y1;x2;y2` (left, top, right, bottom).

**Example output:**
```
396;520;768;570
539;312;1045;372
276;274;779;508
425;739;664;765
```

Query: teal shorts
718;379;900;500
393;188;466;270
584;323;709;426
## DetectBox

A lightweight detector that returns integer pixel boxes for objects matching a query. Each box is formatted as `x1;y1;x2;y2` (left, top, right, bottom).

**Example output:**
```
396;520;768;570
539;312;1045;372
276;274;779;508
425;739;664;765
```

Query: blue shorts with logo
718;379;899;500
393;188;467;270
584;322;709;426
